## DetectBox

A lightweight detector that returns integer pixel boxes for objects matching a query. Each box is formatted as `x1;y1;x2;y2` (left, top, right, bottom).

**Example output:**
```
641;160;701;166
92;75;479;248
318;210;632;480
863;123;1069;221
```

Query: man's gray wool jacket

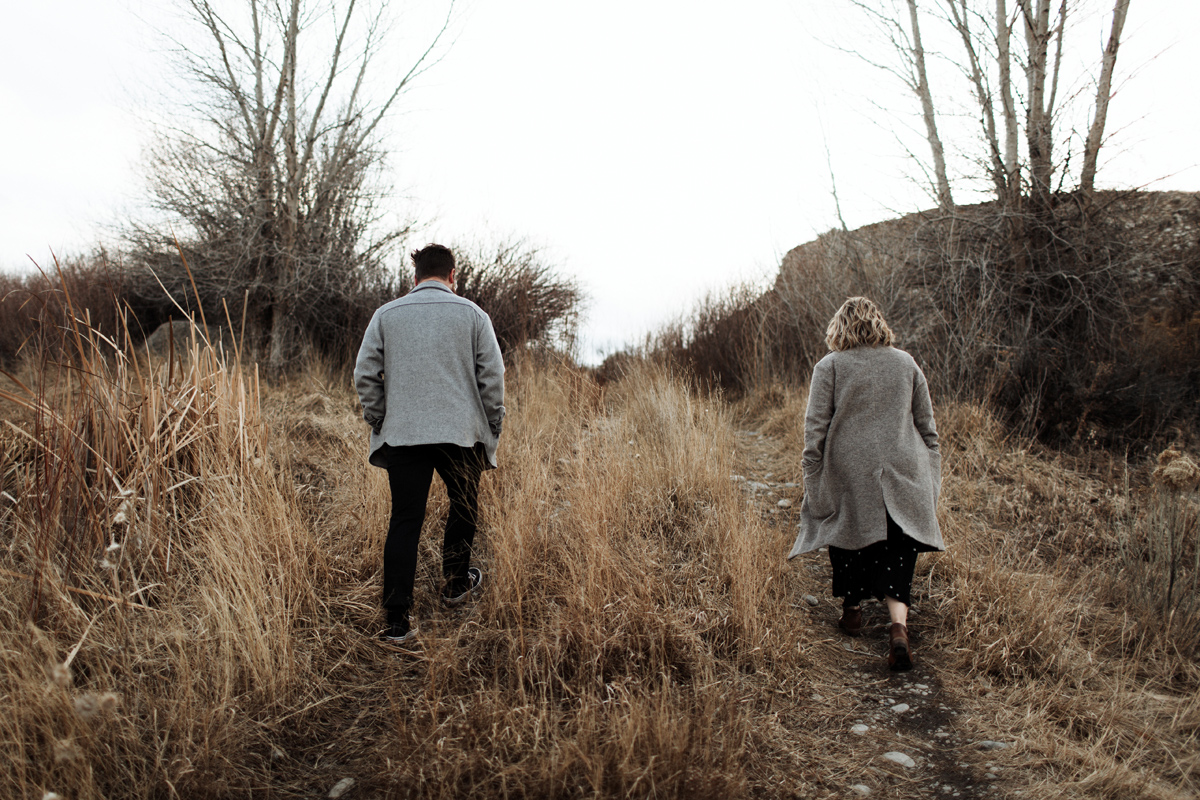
788;345;943;558
354;281;506;469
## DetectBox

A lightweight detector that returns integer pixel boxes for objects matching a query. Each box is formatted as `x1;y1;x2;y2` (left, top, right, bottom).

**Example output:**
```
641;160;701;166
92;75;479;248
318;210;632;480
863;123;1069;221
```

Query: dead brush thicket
0;255;132;370
741;383;1200;799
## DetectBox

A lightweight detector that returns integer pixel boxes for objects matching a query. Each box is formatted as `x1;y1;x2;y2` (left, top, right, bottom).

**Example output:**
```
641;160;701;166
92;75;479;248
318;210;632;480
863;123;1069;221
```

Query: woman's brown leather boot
838;605;863;636
888;623;913;671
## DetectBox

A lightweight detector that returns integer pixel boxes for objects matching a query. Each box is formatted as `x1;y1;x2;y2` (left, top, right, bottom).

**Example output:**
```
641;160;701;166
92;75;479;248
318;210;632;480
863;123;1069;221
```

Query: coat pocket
802;463;836;520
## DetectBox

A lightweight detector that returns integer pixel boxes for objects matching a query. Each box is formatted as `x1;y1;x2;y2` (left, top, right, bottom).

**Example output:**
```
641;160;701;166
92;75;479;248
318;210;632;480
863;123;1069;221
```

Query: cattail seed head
53;739;80;763
74;694;101;720
50;662;72;690
1153;450;1200;493
99;692;120;714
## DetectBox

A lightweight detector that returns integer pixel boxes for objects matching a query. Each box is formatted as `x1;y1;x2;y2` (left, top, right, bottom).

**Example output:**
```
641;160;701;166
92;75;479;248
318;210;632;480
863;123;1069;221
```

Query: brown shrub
454;239;583;356
0;254;129;368
3;238;585;376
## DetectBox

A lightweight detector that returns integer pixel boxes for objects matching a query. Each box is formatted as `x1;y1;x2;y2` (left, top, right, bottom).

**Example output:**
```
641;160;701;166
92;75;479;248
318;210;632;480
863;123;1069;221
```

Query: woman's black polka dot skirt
828;511;934;608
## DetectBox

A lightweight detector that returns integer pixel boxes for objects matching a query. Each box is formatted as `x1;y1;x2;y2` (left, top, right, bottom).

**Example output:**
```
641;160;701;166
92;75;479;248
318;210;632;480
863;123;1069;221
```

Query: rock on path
883;751;917;769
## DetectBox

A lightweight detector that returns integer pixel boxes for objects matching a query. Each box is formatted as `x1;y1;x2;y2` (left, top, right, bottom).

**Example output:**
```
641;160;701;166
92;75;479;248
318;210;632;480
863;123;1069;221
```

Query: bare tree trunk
1046;0;1068;137
270;0;302;374
250;0;277;311
996;0;1020;207
1022;0;1054;212
1080;0;1131;193
907;0;954;210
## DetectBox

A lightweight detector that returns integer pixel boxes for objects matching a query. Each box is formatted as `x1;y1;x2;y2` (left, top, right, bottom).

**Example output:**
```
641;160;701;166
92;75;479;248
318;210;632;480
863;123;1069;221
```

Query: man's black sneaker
381;621;417;645
442;567;483;607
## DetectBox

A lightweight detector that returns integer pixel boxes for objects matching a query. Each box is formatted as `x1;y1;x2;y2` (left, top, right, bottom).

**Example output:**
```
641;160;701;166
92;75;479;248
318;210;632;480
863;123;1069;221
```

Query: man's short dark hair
412;244;456;282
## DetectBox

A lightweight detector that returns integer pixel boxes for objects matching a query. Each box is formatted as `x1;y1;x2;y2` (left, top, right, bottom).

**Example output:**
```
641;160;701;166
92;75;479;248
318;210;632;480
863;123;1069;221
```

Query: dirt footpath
734;428;1024;800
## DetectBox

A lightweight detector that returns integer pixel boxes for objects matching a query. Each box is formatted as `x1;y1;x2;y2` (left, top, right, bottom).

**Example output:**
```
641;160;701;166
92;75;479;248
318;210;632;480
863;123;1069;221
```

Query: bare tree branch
996;0;1020;201
944;0;1006;198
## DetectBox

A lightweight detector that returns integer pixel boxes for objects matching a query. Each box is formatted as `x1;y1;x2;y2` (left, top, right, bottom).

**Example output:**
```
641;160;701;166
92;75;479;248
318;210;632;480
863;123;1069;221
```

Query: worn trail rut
734;428;1022;799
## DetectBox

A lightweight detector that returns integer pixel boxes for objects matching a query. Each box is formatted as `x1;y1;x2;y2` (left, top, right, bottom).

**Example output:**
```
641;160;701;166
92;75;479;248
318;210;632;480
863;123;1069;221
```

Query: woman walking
788;297;943;671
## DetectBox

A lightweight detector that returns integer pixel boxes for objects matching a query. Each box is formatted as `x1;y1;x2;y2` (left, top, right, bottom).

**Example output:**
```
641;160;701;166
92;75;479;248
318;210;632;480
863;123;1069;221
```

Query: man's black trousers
379;443;485;623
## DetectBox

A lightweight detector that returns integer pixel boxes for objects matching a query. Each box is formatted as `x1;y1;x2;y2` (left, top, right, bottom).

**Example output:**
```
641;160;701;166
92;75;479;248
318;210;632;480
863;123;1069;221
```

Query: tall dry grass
1;309;822;797
5;298;1199;797
0;295;326;796
355;359;778;796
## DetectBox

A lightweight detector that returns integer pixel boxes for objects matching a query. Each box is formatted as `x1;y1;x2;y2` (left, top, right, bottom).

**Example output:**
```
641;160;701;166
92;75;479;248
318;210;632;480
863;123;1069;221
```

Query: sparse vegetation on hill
662;190;1200;447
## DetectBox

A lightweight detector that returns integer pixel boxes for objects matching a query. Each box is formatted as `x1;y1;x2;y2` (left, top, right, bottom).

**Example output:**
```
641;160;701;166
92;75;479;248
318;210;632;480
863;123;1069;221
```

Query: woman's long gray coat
787;346;944;558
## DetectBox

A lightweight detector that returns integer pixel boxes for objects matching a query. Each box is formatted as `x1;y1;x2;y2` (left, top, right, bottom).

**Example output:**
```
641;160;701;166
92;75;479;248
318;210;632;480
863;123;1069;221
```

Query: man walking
354;244;505;644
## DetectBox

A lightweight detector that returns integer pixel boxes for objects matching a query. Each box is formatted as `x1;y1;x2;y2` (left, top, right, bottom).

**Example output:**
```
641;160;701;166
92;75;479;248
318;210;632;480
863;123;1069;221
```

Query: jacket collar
410;280;455;295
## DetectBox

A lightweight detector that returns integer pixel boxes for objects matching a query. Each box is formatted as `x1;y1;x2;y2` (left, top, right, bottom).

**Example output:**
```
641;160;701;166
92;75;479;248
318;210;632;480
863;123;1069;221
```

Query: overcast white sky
1;0;1196;362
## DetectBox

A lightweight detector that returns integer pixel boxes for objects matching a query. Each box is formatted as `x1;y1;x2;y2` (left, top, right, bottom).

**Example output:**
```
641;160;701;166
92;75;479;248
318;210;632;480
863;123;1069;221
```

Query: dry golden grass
1;315;1198;798
742;384;1200;799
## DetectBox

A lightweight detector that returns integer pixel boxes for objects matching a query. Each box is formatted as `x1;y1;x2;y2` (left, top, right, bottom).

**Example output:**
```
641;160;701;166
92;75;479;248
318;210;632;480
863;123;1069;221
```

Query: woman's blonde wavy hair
825;296;895;351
